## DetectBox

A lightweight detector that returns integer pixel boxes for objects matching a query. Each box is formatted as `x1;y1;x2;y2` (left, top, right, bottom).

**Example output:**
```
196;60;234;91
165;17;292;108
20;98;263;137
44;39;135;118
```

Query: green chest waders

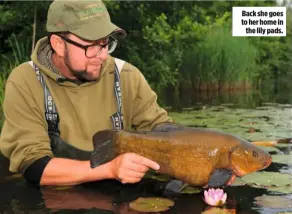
28;59;124;160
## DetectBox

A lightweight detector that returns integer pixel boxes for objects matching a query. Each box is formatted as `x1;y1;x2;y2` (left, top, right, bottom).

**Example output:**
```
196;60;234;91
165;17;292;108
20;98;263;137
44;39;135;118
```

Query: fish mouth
233;157;273;177
263;156;272;168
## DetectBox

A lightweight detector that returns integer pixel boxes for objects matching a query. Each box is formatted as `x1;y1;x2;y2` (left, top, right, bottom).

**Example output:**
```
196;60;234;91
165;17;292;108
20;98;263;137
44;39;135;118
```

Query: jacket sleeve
131;70;172;131
0;75;53;174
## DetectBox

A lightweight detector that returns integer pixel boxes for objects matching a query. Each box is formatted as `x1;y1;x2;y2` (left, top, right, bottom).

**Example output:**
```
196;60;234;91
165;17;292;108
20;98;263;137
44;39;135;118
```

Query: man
0;0;171;186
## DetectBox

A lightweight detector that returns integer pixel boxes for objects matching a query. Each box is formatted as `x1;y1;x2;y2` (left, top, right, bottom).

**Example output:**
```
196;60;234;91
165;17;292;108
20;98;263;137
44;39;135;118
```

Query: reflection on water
166;86;292;110
0;175;268;214
0;156;291;214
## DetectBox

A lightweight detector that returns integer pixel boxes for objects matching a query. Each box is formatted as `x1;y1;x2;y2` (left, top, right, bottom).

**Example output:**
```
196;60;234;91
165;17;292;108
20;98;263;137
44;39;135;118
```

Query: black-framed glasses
58;35;118;58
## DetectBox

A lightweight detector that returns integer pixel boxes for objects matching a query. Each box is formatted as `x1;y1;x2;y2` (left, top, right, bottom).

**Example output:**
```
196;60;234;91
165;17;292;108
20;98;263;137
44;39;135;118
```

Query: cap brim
70;21;126;41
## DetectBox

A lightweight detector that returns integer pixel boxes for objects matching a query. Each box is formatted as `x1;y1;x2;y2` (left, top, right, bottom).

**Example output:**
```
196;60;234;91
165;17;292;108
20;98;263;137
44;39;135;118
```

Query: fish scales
114;130;233;185
91;123;272;187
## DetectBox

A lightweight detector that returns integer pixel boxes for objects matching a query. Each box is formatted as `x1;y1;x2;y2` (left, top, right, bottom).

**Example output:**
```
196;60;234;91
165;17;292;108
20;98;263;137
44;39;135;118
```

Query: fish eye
252;151;258;157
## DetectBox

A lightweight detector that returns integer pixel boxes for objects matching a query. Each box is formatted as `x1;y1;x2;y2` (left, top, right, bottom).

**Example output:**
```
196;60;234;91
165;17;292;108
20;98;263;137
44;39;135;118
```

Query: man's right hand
39;154;159;186
108;153;160;184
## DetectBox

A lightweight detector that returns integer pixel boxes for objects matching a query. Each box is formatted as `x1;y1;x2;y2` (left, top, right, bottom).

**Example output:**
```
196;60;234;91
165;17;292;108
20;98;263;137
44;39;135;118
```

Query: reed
181;24;259;92
0;34;30;130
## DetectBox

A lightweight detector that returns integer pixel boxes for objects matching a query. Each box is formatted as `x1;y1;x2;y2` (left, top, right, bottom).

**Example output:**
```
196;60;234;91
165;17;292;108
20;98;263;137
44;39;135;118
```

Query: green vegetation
169;104;292;142
0;33;30;128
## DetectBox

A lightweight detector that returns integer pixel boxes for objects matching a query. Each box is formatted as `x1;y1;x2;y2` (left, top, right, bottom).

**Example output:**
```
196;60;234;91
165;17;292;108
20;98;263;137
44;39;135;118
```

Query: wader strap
110;58;125;130
28;61;60;136
29;58;124;133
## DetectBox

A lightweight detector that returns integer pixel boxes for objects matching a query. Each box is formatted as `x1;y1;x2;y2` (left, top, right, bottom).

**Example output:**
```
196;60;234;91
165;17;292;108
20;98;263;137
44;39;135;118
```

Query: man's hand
108;153;160;184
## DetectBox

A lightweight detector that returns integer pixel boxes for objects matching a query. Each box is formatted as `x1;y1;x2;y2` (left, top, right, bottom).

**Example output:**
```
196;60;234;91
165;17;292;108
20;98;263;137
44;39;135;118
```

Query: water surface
0;89;291;214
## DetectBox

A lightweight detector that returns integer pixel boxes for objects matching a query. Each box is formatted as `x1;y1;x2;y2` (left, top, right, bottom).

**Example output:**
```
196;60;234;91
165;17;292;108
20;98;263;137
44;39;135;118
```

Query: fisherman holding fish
0;0;169;186
0;0;271;191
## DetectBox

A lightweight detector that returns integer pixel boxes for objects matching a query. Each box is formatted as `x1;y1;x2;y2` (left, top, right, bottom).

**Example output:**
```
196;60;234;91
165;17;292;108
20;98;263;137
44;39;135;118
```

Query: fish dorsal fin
151;122;185;132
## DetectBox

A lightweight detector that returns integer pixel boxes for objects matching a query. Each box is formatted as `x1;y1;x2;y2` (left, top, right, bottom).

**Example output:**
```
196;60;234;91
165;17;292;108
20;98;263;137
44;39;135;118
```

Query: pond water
0;89;291;214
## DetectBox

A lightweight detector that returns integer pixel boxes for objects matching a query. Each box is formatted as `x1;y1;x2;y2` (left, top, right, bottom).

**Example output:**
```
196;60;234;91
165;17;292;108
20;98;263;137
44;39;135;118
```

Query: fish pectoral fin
207;169;234;188
152;122;185;132
164;179;187;195
90;130;117;168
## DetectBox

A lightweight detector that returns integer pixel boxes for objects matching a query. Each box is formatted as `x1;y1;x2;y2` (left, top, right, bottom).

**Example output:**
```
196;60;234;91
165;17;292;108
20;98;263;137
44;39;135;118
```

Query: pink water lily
203;188;227;206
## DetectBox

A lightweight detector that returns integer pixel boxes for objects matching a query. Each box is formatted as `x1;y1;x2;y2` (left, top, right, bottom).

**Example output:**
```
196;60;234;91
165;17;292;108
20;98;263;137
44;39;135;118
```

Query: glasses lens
85;38;118;57
108;40;117;54
86;45;103;57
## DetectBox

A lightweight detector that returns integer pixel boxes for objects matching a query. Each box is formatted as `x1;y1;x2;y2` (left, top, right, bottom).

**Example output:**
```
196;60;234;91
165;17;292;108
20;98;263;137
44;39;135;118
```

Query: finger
121;177;142;184
127;162;149;173
130;154;160;171
123;169;145;179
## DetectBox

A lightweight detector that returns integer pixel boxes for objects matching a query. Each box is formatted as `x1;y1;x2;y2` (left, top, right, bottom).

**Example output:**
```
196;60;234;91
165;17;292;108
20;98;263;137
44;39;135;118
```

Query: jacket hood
31;36;113;87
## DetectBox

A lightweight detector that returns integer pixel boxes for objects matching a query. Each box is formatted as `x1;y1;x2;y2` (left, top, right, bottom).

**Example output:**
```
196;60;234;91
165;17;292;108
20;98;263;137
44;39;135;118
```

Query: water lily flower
203;188;227;206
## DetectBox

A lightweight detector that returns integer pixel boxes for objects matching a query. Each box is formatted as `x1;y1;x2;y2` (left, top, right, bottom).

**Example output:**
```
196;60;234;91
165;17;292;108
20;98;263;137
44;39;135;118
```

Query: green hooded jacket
0;37;172;173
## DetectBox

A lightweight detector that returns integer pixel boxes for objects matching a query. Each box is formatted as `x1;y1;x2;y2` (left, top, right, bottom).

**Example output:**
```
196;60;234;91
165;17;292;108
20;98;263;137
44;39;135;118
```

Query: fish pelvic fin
207;169;233;188
164;179;187;195
90;130;118;168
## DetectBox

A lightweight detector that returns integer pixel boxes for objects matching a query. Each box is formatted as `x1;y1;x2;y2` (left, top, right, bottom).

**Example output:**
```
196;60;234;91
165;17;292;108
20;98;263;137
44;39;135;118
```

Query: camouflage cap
46;0;126;41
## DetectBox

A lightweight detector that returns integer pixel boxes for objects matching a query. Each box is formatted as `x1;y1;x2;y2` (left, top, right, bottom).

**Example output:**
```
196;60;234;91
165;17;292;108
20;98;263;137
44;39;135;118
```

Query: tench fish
90;123;272;191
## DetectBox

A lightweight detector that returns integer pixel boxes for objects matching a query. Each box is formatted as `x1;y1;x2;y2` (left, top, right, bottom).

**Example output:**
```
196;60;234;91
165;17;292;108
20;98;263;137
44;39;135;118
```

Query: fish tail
90;130;119;168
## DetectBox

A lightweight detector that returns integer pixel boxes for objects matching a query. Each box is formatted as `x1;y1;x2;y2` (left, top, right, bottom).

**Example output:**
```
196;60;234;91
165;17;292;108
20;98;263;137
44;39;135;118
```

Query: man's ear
50;34;66;57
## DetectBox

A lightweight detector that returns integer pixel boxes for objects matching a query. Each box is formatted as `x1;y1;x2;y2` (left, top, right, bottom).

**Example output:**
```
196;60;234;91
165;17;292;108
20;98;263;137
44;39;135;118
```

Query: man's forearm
40;158;114;186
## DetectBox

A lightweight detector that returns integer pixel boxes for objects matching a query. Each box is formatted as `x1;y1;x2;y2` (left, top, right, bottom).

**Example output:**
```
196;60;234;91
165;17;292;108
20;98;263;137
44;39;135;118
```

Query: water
0;165;290;214
0;168;275;214
165;82;292;110
0;88;291;214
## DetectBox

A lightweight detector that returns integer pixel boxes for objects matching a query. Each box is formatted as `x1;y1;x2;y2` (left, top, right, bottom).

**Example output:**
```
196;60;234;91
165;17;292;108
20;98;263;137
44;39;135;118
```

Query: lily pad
272;154;292;165
275;145;292;155
262;102;278;106
202;207;236;214
241;172;292;187
278;104;292;108
279;166;292;175
180;186;202;194
129;197;175;212
169;106;292;144
266;185;292;194
254;195;292;209
258;146;281;154
230;177;246;186
144;171;172;182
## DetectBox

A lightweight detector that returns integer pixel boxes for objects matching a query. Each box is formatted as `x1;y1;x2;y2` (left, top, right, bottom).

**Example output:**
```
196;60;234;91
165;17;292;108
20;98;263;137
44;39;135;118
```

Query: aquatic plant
203;188;227;206
129;197;175;212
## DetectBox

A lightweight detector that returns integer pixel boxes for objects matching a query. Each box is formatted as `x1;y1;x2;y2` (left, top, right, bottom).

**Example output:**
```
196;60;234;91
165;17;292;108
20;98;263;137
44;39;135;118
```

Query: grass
0;34;30;131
